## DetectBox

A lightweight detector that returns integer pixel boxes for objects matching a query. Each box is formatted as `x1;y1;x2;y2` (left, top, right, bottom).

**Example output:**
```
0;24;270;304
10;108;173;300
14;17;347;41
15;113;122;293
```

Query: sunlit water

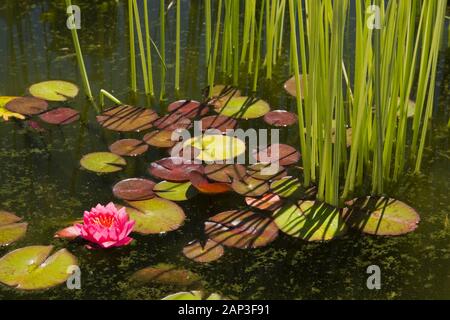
0;1;449;299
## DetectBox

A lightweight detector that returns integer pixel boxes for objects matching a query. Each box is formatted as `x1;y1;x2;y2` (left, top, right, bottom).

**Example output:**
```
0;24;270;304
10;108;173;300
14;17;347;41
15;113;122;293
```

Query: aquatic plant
74;203;136;249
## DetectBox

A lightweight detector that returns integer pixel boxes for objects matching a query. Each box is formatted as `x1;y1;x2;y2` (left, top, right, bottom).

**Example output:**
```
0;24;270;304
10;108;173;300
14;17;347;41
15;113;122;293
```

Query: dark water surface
0;1;449;300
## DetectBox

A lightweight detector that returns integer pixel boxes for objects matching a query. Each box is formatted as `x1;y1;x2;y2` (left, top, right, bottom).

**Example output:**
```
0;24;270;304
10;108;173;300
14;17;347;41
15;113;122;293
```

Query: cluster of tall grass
68;0;448;208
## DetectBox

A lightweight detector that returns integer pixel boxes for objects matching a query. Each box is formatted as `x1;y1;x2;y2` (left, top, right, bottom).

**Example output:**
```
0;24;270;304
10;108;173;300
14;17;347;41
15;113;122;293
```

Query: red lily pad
263;110;298;127
231;176;270;197
168;100;209;119
245;194;284;211
198;115;237;133
189;170;232;194
5;97;48;116
112;178;156;201
153;113;192;131
109;139;148;157
205;210;279;249
143;130;178;148
254;144;301;166
96;105;159;132
148;157;203;182
39;107;80;125
182;240;224;263
54;225;80;240
343;197;420;236
204;164;246;183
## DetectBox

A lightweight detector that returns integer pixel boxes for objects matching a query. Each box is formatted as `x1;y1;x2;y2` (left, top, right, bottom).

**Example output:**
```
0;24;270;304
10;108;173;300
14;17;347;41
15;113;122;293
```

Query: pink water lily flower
75;203;135;249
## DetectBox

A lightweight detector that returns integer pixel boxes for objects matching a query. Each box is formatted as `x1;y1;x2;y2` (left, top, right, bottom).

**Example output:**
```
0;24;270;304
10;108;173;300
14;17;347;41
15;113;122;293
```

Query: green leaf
29;80;79;101
343;197;420;236
0;246;78;290
130;263;200;286
214;97;270;119
80;152;126;173
274;201;347;241
124;198;185;234
153;181;197;201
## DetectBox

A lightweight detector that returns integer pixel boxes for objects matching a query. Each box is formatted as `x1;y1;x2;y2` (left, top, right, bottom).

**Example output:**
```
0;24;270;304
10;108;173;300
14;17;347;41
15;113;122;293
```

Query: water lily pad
143;130;178;148
80;152;126;173
284;74;306;99
204;164;246;183
247;163;287;181
270;176;304;198
183;134;246;162
38;107;80;125
130;263;200;286
153;113;192;131
168;100;209;119
254;144;301;166
162;291;227;300
109;139;148;156
125;198;185;234
0;245;78;290
148;157;203;182
0;223;27;247
331;127;353;147
0;211;22;225
183;239;224;263
264;110;298;127
189;170;232;194
231;177;270;197
343;197;420;236
113;178;156;201
274;201;347;241
208;85;241;109
97;105;159;132
29;80;79;101
205;210;279;249
245;193;284;211
0;211;27;247
153;181;197;201
199;115;237;133
214;97;270;119
5;97;48;116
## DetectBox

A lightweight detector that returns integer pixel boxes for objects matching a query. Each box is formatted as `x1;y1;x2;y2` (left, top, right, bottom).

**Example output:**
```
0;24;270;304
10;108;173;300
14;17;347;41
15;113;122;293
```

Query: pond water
0;1;449;300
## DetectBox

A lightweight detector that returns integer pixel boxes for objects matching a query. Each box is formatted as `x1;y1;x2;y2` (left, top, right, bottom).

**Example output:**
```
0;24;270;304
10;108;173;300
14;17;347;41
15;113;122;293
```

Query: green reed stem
65;0;93;102
99;89;122;108
175;0;181;91
132;0;150;95
144;0;155;96
159;0;166;100
128;0;137;92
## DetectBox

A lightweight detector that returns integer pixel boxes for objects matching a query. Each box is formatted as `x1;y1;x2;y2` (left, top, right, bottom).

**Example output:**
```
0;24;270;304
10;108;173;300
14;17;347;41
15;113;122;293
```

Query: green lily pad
274;201;347;241
125;198;185;234
397;98;416;118
0;245;78;290
0;211;22;225
215;97;270;119
270;177;304;198
231;177;270;197
29;80;79;101
182;239;224;263
183;134;246;162
130;263;200;286
205;210;279;249
153;181;198;201
0;211;27;246
247;163;287;181
162;291;227;300
80;152;126;173
343;197;420;236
